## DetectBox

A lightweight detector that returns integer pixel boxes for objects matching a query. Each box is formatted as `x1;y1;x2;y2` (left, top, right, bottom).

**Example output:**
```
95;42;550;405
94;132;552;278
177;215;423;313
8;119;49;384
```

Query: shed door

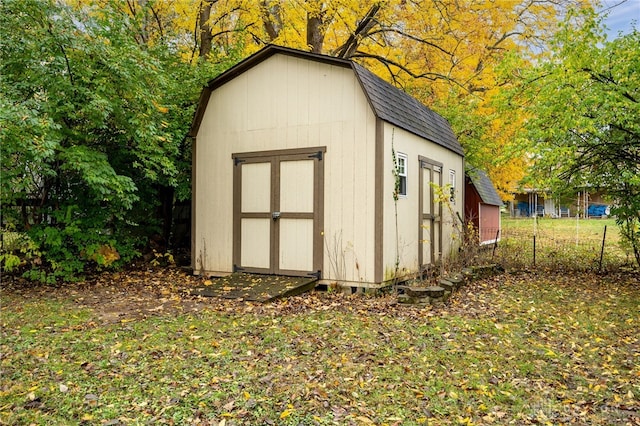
232;148;325;277
419;158;442;267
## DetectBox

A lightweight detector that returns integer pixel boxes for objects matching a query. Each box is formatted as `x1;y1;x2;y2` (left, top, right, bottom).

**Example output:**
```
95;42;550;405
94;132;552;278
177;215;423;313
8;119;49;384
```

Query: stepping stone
439;279;455;292
447;275;464;288
461;267;475;279
426;285;445;298
431;297;445;306
406;286;445;298
405;287;432;298
397;294;412;304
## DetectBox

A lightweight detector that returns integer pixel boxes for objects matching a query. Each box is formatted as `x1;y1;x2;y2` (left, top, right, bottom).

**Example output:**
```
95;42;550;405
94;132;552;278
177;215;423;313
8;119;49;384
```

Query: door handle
272;211;281;220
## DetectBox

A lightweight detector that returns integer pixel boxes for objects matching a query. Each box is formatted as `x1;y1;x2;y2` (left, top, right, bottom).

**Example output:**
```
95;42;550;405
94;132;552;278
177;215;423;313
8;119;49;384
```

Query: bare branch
149;4;165;42
366;27;453;57
349;52;471;94
488;31;524;50
334;3;382;58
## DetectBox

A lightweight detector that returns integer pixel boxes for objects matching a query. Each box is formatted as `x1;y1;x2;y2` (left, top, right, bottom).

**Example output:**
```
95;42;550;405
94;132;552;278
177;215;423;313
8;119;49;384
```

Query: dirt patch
2;267;231;324
1;267;420;322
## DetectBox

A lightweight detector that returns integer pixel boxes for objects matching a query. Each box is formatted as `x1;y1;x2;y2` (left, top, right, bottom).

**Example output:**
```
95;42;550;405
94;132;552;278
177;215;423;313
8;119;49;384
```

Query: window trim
397;152;408;197
449;169;456;203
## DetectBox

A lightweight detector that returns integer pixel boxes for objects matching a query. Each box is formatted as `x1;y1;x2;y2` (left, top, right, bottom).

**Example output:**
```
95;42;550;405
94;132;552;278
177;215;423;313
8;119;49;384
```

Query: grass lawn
485;217;635;272
501;217;619;243
1;269;639;425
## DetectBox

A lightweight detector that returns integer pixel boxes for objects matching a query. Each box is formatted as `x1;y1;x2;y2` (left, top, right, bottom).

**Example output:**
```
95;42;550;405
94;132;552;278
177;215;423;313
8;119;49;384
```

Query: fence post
492;229;500;259
533;234;536;267
599;225;607;272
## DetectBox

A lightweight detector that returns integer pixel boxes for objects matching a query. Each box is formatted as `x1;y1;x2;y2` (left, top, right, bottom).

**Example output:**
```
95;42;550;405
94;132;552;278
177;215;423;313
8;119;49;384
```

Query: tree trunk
199;0;214;59
261;0;281;41
307;14;325;53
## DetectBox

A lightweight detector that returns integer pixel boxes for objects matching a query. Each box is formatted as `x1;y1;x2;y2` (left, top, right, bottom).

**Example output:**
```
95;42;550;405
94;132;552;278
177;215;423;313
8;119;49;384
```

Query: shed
464;168;502;245
189;45;465;288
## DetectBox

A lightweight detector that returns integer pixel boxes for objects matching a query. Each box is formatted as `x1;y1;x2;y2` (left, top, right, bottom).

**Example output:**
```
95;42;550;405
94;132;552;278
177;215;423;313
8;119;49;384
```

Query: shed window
449;169;456;203
396;153;408;197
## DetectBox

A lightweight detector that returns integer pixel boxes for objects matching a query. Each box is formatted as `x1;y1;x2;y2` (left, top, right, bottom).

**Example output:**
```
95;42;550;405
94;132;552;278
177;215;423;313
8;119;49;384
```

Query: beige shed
189;45;465;289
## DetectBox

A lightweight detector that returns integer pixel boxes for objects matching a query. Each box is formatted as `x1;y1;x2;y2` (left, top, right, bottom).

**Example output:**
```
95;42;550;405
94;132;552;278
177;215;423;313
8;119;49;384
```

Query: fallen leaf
280;408;293;419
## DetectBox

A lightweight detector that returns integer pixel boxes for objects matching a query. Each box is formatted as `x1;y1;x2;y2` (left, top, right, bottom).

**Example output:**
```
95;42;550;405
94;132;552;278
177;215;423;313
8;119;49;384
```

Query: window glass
397;153;408;197
449;169;456;203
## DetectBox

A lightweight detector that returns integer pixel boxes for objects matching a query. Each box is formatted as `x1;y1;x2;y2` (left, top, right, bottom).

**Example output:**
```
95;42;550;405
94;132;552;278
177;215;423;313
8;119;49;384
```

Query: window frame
449;169;456;203
396;152;408;197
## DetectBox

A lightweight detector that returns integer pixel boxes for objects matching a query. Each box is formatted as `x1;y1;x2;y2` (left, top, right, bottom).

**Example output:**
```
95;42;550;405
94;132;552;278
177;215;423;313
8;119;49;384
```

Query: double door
232;148;324;277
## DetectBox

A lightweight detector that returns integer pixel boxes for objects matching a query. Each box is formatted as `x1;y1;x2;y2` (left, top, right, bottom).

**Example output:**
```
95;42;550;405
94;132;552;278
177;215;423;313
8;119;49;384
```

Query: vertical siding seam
374;118;384;283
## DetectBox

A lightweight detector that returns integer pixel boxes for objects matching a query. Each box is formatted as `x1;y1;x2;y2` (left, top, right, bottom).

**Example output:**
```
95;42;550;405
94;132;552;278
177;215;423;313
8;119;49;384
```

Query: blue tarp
588;204;609;217
517;201;529;216
517;201;544;217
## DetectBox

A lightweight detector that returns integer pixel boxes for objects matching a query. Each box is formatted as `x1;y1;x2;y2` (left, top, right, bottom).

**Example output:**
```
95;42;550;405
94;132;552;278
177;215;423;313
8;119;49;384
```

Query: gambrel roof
189;45;464;157
352;64;463;156
467;167;502;206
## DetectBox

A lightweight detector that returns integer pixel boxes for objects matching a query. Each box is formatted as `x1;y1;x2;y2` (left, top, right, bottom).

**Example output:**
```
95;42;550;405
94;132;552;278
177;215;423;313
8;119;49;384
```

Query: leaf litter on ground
1;267;639;425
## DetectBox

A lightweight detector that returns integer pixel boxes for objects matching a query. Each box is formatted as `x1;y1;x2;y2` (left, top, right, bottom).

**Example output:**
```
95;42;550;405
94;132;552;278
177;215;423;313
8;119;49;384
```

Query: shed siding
464;179;482;232
194;54;377;282
479;204;500;244
381;123;464;280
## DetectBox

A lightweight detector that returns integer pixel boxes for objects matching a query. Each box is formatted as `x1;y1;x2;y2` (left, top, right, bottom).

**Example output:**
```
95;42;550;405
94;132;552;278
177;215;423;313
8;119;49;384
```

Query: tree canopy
506;10;639;266
0;0;235;281
86;0;592;199
3;0;637;280
74;0;588;196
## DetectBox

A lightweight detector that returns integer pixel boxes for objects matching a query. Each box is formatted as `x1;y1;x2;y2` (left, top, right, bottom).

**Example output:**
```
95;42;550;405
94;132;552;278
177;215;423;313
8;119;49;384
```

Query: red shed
465;168;502;245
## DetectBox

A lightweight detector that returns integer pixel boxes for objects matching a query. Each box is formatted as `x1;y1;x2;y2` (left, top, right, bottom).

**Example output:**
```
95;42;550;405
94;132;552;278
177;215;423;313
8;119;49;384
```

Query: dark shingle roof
467;168;502;206
190;45;465;157
353;64;464;156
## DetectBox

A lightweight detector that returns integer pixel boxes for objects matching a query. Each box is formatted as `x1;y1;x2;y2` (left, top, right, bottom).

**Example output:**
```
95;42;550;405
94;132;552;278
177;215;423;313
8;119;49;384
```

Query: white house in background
188;45;465;289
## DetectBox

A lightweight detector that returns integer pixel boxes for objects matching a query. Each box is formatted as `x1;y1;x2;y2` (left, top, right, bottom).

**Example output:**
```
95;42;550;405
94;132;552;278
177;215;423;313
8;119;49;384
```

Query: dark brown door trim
232;147;326;277
418;156;443;267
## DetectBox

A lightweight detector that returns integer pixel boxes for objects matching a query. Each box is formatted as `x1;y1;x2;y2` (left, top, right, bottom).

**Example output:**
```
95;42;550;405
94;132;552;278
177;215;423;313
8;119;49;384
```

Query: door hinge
234;157;246;166
309;151;323;160
308;270;321;279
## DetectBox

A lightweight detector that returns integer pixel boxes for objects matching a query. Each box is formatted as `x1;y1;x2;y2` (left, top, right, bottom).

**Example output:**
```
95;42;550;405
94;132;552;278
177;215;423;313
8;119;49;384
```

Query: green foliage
0;0;239;281
0;253;21;272
0;232;40;275
150;251;176;267
507;8;640;267
21;205;142;283
390;142;401;202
